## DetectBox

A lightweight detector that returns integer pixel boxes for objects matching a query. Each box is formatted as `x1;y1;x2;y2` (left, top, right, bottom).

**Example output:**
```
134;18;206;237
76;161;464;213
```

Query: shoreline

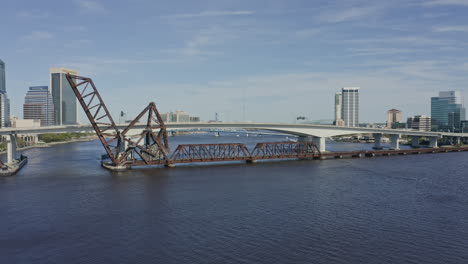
0;136;99;155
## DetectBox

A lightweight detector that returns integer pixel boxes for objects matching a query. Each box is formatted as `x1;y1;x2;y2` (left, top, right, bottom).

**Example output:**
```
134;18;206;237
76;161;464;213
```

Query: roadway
0;122;467;138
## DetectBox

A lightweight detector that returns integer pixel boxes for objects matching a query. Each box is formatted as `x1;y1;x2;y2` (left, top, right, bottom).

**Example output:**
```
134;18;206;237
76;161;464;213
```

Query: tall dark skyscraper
0;59;5;93
50;68;79;125
23;86;55;126
0;59;10;127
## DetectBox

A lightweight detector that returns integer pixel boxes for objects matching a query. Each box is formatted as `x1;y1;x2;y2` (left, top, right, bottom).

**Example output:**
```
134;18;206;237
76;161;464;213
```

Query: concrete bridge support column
429;137;439;148
390;134;401;150
6;134;17;164
455;137;461;145
117;137;129;153
373;133;383;150
299;136;326;152
312;137;326;153
411;136;420;148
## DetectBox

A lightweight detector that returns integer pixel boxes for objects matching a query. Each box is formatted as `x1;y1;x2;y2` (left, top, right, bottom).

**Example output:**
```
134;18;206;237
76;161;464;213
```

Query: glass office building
50;68;79;125
23;86;55;126
341;87;359;127
431;91;465;132
0;59;5;93
0;59;10;127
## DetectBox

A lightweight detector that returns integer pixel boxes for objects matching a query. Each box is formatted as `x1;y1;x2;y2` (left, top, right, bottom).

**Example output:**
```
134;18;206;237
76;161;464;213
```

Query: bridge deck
104;143;468;169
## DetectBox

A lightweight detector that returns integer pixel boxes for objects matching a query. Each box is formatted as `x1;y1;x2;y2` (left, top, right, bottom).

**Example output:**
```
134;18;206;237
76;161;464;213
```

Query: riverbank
0;136;98;155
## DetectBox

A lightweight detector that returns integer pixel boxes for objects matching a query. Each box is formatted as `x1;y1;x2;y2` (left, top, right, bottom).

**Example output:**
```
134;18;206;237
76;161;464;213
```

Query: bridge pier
298;136;326;152
389;134;401;150
454;136;461;145
429;136;439;148
411;136;420;148
118;138;129;153
313;137;326;152
6;134;17;164
373;133;383;150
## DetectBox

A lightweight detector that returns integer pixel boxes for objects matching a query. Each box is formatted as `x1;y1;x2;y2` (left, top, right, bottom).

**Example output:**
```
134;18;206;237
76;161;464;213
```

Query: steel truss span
65;74;468;171
66;74;170;169
65;74;323;170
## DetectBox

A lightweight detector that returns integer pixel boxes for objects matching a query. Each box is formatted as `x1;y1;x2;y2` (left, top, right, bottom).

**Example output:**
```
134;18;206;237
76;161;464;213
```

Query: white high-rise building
334;93;342;123
341;87;359;127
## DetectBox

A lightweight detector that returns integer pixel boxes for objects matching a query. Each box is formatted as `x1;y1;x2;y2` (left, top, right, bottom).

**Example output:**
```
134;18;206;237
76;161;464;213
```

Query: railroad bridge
1;74;468;172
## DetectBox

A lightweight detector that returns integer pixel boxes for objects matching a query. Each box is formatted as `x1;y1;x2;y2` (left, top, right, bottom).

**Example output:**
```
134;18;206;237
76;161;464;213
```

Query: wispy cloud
294;28;322;38
76;0;106;13
433;25;468;32
161;27;232;57
64;39;93;48
317;6;379;23
62;57;178;76
21;31;54;41
462;63;468;71
64;25;87;32
422;0;468;6
163;10;255;19
347;47;416;56
16;11;49;19
349;36;451;46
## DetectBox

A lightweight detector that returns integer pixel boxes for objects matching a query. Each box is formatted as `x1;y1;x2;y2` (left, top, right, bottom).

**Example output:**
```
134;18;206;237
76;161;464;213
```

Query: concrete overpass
1;123;467;165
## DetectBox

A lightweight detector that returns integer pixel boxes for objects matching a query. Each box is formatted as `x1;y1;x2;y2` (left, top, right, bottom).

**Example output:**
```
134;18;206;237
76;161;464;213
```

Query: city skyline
1;1;468;122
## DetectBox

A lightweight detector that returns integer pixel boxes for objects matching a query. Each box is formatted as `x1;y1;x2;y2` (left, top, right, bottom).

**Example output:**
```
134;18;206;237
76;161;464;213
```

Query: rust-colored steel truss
66;74;121;164
251;141;322;160
170;143;251;163
66;74;170;168
117;102;170;166
66;74;323;169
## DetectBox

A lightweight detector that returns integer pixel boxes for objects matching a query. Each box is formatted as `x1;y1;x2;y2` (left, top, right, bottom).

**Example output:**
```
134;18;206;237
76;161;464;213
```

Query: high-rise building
341;87;359;127
386;109;402;128
23;86;55;126
431;91;465;131
334;93;343;126
161;111;199;123
0;59;10;127
0;93;10;127
407;115;431;132
0;59;5;93
50;68;79;125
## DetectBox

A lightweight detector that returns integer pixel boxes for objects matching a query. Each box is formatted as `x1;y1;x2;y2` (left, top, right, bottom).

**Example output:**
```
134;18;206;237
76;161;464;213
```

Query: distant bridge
1;123;467;160
2;73;468;172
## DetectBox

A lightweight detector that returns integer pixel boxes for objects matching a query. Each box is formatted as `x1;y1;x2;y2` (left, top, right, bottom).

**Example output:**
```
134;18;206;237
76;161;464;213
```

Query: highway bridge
1;122;467;165
2;73;468;172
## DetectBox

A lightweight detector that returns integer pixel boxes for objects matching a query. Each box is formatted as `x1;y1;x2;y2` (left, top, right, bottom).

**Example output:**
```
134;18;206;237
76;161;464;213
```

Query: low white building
12;118;41;128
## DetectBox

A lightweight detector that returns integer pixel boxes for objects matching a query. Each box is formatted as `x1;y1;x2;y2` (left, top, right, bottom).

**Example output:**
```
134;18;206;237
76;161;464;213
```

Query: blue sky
1;0;468;123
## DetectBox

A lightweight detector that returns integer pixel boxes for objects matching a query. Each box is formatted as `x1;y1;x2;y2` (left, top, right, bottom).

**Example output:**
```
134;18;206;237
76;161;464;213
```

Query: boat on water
0;155;28;177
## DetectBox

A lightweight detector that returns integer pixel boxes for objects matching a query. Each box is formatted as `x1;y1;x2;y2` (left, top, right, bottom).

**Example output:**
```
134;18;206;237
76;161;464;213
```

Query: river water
1;133;468;264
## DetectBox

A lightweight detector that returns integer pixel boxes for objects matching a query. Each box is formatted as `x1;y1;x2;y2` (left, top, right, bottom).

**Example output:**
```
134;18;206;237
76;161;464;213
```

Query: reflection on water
1;134;468;264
